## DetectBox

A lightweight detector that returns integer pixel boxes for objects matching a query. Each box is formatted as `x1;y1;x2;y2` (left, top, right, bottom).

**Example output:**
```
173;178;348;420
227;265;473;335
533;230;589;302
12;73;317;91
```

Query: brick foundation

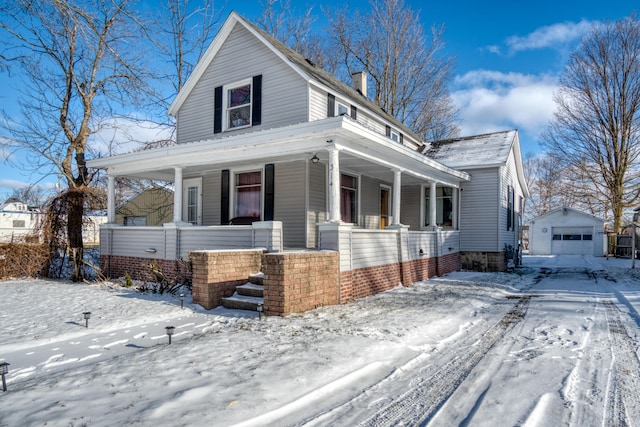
190;249;263;309
339;253;461;303
262;251;339;316
100;255;191;284
461;251;506;272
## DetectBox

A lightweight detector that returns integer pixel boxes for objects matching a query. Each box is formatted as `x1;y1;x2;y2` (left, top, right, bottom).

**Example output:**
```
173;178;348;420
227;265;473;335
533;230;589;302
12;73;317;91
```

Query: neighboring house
116;187;174;226
0;198;43;243
528;207;606;256
0;198;106;245
87;12;528;315
425;130;530;270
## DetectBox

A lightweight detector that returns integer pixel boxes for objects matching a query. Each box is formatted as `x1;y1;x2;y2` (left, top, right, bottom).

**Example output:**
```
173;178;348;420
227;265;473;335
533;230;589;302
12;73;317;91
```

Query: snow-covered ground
0;255;639;426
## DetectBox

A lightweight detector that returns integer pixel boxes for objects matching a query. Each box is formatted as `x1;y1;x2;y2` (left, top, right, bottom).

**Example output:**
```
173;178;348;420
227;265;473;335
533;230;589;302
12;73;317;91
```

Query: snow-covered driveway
0;255;638;426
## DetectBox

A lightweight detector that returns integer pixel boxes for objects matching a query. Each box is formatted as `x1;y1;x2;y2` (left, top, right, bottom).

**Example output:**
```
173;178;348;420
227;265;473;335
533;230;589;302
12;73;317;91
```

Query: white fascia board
511;133;530;198
338;118;469;182
168;12;310;116
88;118;345;174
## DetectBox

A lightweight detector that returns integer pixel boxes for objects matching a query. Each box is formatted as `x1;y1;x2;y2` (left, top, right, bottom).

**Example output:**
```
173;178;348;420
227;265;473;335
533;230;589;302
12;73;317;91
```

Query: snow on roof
423;129;517;169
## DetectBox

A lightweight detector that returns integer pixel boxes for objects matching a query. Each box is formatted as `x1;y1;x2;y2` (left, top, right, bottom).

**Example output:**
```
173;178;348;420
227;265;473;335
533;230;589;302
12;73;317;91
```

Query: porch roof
88;116;470;187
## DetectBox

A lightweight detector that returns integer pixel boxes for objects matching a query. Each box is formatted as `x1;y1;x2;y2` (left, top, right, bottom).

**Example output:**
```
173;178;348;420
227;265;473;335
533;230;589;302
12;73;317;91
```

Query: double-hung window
341;173;358;224
235;171;262;219
226;80;252;130
424;186;453;227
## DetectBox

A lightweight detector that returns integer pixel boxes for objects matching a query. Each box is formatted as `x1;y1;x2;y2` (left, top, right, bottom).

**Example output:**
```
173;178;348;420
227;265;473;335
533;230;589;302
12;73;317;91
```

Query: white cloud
90;117;174;157
504;19;596;54
452;70;558;139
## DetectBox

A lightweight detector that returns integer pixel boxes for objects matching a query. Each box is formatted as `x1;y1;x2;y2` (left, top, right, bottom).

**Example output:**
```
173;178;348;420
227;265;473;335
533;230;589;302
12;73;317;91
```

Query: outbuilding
529;207;606;256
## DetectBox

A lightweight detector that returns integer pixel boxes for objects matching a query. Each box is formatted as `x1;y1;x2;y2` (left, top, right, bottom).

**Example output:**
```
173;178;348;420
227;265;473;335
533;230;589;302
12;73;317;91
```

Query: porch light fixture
257;303;264;320
180;293;185;309
83;311;91;328
165;326;176;344
311;154;319;164
0;362;9;392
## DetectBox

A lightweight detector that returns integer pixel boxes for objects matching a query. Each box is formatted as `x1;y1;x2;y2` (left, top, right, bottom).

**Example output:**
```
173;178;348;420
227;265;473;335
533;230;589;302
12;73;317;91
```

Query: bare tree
543;15;640;232
327;0;459;140
7;185;53;208
257;0;334;72
0;0;150;280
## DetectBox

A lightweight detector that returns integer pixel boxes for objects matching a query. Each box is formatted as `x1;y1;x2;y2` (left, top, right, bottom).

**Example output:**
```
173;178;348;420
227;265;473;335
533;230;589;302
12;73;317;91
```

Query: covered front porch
88;116;469;313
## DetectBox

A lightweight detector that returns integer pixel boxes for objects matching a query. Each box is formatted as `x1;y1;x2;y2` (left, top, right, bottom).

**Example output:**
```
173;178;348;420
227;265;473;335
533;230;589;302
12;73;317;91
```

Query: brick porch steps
221;275;264;311
221;294;264;311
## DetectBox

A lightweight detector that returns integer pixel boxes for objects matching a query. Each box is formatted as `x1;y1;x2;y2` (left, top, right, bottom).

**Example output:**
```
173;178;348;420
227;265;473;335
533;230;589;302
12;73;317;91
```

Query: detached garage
529;207;607;256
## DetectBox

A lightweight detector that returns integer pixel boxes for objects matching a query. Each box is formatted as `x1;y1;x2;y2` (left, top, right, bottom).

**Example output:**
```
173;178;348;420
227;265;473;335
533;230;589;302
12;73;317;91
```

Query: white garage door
551;227;594;255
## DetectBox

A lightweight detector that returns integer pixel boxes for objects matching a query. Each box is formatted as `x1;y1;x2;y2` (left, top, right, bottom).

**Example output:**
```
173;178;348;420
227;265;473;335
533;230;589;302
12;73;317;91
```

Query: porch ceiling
88;117;470;186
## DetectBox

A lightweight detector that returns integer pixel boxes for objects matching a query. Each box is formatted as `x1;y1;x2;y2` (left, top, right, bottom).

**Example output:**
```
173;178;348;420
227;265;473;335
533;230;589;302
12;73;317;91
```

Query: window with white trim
424;186;453;227
390;130;399;142
341;173;358;224
225;80;252;130
337;102;350;116
235;171;262;219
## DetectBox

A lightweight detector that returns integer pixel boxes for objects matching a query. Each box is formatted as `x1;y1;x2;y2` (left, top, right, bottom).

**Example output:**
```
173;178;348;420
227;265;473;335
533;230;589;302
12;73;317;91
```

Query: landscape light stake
165;326;175;344
83;312;91;328
180;293;185;309
0;362;9;392
257;303;264;320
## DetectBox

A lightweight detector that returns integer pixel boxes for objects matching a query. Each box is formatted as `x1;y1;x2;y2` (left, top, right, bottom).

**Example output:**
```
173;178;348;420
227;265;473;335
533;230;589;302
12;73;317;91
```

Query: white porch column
328;147;341;222
429;182;437;228
107;174;116;224
173;166;183;223
391;169;402;226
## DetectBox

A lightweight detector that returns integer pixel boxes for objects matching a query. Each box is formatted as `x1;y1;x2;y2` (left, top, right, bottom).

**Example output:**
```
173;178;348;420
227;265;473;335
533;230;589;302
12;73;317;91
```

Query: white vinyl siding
360;176;382;229
307;161;326;248
400;186;421;230
176;24;308;144
458;168;499;252
274;161;306;248
202;173;221;225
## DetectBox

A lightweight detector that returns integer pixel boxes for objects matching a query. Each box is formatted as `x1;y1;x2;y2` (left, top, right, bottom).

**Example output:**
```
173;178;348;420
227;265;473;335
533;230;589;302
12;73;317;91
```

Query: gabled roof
423;129;530;197
531;207;605;223
168;11;422;144
423;130;517;169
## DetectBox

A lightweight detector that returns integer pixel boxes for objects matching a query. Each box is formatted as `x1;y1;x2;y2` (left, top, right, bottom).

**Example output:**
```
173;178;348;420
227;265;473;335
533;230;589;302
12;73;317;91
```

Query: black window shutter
214;86;223;134
221;169;230;224
350;105;357;120
252;75;262;126
327;93;335;117
385;125;391;137
399;133;404;144
264;163;275;221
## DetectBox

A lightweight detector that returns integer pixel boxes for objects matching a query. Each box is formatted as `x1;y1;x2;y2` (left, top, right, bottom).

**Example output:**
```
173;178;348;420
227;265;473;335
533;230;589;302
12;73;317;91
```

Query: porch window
226;80;251;130
425;186;453;227
235;171;261;219
341;173;358;224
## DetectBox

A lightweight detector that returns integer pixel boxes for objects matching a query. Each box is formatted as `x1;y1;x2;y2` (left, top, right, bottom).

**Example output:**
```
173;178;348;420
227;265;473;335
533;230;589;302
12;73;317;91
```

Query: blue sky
0;0;638;198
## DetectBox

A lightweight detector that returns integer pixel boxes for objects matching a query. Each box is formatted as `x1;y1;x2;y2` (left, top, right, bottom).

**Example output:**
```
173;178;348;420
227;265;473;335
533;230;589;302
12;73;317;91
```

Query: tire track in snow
603;301;640;426
355;296;532;427
300;296;531;427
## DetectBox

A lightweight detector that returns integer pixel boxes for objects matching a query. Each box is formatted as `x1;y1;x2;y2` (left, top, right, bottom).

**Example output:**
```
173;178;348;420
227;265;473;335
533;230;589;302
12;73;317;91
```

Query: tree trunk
67;189;86;282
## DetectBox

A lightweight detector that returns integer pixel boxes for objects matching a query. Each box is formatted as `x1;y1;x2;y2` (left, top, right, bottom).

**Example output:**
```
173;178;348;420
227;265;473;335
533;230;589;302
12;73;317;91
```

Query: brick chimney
351;71;367;97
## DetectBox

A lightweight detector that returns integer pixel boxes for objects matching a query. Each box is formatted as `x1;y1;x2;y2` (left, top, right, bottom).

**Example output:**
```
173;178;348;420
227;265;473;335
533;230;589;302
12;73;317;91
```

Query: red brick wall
190;250;263;309
100;255;190;283
339;253;461;303
262;251;339;316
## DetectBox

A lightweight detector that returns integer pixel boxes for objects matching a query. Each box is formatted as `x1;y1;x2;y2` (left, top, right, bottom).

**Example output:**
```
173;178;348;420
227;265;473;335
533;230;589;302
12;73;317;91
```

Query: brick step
236;282;264;297
248;272;264;286
221;294;264;311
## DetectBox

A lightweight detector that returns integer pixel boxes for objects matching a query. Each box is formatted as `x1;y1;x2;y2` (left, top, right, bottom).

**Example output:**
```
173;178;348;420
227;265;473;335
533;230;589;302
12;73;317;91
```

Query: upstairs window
337;102;350;116
226;81;252;130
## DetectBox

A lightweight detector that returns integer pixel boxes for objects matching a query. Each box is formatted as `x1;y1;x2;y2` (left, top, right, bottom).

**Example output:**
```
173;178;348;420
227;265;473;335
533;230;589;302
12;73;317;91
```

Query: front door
183;178;202;225
380;187;390;229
